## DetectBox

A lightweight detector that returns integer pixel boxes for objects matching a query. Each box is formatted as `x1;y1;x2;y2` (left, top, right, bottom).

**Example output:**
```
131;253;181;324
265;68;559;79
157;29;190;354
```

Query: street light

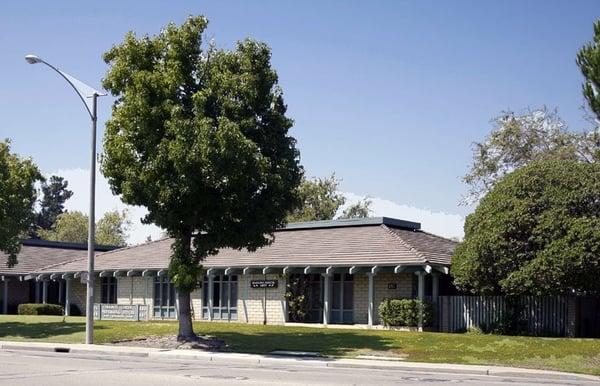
25;54;105;345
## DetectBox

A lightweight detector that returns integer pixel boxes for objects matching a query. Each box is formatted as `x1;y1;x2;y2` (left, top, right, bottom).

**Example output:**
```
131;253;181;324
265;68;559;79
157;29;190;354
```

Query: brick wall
69;278;100;315
353;273;413;325
239;274;286;325
116;277;154;309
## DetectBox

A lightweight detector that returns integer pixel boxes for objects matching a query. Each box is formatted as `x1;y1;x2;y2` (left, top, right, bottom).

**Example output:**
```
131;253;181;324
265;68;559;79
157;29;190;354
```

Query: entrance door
330;273;353;323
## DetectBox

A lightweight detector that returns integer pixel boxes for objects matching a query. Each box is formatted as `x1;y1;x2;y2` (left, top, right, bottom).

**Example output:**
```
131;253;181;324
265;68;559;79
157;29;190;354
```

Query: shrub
378;298;432;327
18;303;64;316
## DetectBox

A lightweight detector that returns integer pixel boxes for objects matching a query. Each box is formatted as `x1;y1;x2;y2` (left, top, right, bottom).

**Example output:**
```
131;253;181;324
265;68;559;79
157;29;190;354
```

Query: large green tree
287;174;345;222
462;108;599;205
0;140;42;266
339;197;372;219
39;210;130;247
453;160;600;296
577;19;600;121
101;16;302;340
32;175;73;235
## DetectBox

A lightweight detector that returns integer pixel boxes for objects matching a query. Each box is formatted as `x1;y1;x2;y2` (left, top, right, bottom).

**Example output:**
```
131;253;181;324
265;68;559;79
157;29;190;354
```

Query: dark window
154;277;176;319
101;277;117;304
202;275;238;321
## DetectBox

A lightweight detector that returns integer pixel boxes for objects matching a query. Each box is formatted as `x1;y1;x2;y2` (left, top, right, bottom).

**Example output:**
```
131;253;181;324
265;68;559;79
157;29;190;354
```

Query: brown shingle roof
1;240;115;276
37;218;457;274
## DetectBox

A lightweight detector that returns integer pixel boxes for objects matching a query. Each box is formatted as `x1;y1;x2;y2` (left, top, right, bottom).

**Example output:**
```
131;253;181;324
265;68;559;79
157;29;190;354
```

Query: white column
35;281;40;303
416;271;425;330
432;273;439;304
42;280;48;304
323;274;331;326
58;280;63;305
367;273;374;327
3;278;8;314
65;279;71;316
207;275;214;321
416;272;425;300
130;277;134;305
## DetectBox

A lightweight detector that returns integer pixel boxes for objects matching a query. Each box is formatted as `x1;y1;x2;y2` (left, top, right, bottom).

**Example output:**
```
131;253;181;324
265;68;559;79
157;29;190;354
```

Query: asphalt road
0;350;596;386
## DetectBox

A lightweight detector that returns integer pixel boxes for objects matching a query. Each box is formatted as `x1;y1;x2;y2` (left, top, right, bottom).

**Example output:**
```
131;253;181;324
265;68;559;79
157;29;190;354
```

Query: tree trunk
177;290;196;341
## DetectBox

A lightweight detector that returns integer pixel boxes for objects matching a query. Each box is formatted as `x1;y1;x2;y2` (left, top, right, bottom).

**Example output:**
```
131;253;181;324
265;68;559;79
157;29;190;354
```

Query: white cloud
340;192;464;240
48;168;464;245
47;168;163;245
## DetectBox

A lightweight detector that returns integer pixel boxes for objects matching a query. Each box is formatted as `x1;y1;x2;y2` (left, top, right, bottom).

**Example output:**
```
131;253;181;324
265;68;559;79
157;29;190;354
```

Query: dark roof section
284;217;421;231
21;239;117;252
37;218;456;274
1;239;118;276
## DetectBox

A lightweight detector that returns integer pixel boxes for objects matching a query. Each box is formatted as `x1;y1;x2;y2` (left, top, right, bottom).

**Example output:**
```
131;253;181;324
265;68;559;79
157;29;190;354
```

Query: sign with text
250;279;278;289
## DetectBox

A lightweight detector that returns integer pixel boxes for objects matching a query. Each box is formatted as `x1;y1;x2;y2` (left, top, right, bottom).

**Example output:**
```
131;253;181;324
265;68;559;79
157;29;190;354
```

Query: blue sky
1;1;598;242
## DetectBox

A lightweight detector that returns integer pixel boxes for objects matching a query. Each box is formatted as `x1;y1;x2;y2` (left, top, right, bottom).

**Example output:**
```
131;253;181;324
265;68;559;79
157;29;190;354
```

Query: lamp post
25;54;105;344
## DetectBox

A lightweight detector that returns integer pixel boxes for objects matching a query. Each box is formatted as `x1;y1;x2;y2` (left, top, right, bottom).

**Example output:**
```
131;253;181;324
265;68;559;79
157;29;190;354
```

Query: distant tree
39;210;130;246
339;197;372;219
32;175;73;235
462;107;599;205
577;19;600;122
101;16;301;340
0;140;42;267
96;210;131;246
287;174;345;222
453;160;600;296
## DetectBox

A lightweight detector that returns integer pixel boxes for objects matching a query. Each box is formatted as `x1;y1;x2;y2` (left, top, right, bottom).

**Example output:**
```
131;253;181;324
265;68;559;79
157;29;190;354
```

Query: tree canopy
453;160;600;296
339;197;372;219
287;174;345;222
32;175;73;236
39;210;130;247
0;140;41;267
101;16;301;339
462;108;599;205
577;19;600;122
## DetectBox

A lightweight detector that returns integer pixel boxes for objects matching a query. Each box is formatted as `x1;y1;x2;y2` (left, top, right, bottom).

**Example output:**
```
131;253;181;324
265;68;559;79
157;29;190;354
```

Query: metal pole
85;93;98;345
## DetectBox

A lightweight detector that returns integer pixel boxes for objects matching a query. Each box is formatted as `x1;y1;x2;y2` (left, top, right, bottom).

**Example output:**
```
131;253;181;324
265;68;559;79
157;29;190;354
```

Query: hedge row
17;303;64;315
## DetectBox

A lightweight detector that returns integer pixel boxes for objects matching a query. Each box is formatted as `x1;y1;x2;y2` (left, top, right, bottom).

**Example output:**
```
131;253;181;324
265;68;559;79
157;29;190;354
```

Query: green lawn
0;315;599;376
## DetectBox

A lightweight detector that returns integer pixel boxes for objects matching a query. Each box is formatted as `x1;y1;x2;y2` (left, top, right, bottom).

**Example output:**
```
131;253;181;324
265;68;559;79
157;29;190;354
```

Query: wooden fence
437;296;570;336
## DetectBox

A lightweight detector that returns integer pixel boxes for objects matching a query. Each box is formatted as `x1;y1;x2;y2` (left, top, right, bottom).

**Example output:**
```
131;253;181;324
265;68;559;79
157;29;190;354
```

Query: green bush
378;298;432;327
18;303;64;316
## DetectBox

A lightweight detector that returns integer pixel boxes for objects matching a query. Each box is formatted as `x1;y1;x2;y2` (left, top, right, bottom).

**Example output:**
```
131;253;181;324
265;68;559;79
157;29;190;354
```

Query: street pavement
0;349;597;386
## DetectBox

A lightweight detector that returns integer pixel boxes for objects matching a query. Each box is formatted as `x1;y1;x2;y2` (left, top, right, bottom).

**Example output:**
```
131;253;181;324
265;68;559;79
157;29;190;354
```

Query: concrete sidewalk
0;340;598;383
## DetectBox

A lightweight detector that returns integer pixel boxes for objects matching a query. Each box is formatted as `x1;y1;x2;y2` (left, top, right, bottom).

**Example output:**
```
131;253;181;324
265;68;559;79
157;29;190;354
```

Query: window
202;275;238;321
154;277;176;319
101;277;117;304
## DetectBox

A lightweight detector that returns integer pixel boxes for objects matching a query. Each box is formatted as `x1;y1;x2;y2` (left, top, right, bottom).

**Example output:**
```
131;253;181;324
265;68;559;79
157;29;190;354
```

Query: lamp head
25;54;42;64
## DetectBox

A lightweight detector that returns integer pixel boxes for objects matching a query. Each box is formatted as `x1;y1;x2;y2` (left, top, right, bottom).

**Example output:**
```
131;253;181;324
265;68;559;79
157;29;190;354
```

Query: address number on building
250;280;278;288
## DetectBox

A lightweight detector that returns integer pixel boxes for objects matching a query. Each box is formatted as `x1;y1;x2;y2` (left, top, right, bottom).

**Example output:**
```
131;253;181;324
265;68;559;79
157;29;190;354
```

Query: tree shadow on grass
209;329;398;357
0;321;108;340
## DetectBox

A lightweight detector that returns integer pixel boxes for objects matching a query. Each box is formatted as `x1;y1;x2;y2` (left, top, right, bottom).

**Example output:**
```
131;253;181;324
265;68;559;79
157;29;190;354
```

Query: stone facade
238;274;286;325
81;272;416;326
68;278;100;314
353;273;413;324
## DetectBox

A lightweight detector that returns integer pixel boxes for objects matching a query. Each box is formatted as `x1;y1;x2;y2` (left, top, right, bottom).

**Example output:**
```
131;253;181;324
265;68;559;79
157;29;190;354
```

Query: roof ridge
418;230;460;244
35;237;173;273
381;224;428;263
36;255;88;272
98;236;173;257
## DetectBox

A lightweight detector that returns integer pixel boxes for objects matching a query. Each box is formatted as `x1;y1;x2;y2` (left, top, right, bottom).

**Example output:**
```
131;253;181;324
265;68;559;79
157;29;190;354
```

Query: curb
1;341;598;382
